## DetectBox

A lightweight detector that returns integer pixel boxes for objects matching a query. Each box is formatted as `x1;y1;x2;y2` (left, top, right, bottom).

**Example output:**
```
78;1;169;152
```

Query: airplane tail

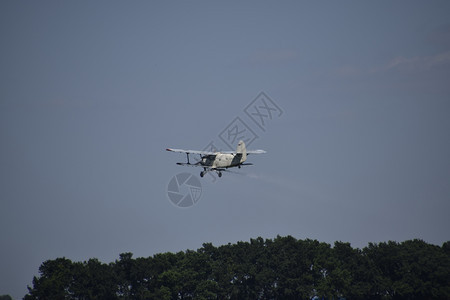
236;140;247;163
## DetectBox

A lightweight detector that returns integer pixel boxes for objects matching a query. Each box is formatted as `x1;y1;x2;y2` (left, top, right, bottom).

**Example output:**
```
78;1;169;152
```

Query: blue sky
1;1;450;298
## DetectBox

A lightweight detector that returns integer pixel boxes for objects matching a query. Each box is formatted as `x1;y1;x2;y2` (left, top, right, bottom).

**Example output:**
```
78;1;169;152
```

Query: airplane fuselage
201;153;245;168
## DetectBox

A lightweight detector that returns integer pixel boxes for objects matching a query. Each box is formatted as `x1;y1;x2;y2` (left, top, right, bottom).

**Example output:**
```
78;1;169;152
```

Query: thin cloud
248;49;298;65
372;51;450;73
334;65;361;77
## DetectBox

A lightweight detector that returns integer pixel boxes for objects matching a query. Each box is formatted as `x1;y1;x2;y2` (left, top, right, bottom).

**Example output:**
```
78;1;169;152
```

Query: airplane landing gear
200;169;223;178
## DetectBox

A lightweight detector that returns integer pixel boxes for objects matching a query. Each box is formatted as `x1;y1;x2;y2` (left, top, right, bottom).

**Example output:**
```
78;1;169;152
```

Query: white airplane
166;140;266;178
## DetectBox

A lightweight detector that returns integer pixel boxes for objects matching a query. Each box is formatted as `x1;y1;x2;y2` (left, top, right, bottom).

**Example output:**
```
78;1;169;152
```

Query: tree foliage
24;237;450;299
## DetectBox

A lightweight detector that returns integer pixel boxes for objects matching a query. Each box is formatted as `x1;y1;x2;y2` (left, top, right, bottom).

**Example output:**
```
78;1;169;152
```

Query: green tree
25;257;74;299
24;237;450;300
70;258;118;299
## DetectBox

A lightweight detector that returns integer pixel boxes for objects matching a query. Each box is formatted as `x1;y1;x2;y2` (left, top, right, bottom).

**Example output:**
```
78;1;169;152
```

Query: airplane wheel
218;172;222;178
200;171;204;177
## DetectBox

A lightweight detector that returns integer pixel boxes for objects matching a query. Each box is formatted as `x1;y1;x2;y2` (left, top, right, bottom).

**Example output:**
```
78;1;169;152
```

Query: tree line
25;236;450;299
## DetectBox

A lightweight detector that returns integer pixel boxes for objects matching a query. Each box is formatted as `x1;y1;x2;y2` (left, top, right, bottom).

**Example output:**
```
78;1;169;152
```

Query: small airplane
166;140;266;178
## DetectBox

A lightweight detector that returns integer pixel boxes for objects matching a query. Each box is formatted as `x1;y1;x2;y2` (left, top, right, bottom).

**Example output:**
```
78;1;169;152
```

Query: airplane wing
176;163;220;171
166;148;217;155
247;150;266;154
176;162;253;168
167;148;266;155
176;162;203;167
219;149;266;154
